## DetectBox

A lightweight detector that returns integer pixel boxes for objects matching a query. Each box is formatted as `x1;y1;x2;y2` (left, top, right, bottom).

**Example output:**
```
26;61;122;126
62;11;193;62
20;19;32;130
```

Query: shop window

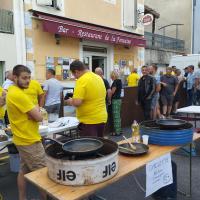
123;0;137;27
36;0;62;10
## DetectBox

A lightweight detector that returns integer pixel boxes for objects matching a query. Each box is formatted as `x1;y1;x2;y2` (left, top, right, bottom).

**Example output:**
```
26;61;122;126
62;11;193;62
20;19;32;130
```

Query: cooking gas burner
46;137;117;160
140;120;193;146
45;137;119;186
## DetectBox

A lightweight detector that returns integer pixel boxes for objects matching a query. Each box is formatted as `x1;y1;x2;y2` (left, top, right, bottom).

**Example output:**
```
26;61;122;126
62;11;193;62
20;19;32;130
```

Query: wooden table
25;134;200;200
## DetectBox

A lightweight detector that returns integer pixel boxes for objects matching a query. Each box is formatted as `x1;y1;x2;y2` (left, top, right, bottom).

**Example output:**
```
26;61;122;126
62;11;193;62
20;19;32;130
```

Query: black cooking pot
156;119;187;129
44;137;104;156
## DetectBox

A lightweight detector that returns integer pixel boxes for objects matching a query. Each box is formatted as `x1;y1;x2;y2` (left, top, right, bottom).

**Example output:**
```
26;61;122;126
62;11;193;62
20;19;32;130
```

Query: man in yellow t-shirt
65;60;107;137
127;68;140;87
0;87;6;122
6;65;46;200
24;79;44;106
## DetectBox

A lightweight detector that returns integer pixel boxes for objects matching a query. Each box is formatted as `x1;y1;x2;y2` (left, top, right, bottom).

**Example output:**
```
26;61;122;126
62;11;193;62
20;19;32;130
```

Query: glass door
83;54;92;70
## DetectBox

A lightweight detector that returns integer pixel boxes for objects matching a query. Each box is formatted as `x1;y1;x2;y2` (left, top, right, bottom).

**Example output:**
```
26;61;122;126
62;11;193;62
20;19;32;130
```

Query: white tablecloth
0;117;79;149
177;106;200;114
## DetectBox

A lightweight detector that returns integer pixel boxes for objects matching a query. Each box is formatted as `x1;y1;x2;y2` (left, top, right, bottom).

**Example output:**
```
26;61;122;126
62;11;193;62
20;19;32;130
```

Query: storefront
30;11;145;85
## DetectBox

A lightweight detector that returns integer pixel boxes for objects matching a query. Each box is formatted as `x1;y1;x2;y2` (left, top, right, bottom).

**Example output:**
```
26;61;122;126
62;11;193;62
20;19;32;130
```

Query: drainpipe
192;0;196;53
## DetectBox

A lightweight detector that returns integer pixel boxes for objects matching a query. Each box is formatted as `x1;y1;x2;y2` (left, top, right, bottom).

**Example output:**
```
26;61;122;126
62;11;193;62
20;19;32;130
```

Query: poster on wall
24;12;32;29
46;56;54;64
26;61;35;75
58;57;63;64
46;64;54;69
62;58;70;70
46;56;77;80
26;37;33;53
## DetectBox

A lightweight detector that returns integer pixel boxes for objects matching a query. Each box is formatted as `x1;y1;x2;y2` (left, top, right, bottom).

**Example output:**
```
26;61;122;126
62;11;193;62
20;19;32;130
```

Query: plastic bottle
40;108;48;126
131;120;140;143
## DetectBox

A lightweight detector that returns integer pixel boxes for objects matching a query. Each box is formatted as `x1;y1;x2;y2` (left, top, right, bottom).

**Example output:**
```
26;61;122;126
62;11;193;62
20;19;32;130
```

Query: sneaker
159;115;165;119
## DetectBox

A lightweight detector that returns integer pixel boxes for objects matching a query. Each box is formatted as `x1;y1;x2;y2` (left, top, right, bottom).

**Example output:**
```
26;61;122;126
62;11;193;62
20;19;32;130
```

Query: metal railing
145;32;185;51
0;9;14;34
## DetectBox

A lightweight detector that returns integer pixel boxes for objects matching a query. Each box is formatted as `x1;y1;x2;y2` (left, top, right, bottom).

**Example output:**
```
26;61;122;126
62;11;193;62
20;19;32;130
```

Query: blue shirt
187;72;195;90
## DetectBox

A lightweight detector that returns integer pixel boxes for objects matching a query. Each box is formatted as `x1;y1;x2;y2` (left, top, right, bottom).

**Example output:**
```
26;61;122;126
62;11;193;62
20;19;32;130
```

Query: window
123;0;137;27
0;9;14;34
36;0;62;10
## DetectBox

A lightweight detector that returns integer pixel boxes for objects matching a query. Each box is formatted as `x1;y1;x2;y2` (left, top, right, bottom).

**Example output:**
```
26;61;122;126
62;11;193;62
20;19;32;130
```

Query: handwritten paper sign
146;153;173;197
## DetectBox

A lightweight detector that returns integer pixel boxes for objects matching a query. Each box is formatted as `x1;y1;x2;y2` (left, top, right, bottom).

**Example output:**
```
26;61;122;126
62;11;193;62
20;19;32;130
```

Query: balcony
0;9;14;34
145;32;185;52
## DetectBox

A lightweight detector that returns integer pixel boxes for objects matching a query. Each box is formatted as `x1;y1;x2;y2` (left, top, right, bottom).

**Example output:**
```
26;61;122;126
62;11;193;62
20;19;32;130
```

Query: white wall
0;33;17;70
0;0;26;72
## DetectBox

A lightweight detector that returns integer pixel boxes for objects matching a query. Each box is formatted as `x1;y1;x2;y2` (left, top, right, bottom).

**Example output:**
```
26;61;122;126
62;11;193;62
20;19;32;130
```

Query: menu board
46;56;76;80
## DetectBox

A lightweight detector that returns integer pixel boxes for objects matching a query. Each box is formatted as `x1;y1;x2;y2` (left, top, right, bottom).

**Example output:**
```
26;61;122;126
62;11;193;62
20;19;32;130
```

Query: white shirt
43;78;63;106
2;79;14;90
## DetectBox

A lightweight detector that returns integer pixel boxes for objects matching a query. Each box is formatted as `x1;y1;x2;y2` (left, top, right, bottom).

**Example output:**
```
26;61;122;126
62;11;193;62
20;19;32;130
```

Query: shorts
151;93;160;109
161;94;174;106
16;142;46;174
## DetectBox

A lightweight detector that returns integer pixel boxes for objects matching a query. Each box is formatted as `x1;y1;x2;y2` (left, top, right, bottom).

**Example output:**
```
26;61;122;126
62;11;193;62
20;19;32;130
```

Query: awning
33;11;146;47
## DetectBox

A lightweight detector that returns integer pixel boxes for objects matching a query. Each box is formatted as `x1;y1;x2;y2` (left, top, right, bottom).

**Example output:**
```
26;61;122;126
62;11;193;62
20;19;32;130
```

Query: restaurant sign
42;20;145;47
142;14;154;26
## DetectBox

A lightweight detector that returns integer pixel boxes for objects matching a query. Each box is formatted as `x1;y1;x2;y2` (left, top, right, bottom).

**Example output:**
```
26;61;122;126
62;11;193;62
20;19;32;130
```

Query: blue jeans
187;89;194;106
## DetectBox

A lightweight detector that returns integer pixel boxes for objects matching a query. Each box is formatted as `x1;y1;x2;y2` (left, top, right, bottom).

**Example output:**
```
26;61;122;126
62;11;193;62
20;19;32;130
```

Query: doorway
82;45;108;78
92;56;107;74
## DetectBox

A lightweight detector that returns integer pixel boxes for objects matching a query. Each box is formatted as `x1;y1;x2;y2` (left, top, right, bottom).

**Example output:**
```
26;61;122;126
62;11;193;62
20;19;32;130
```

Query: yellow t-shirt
0;87;5;119
24;80;44;105
127;73;140;87
6;85;41;145
73;71;107;124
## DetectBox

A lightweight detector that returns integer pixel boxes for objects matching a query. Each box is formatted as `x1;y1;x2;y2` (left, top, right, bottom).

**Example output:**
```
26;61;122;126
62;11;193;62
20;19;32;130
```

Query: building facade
193;0;200;54
0;0;26;85
19;0;145;85
144;0;192;71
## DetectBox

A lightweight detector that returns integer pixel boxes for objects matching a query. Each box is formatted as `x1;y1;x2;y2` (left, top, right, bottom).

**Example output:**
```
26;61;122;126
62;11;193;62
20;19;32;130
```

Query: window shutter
36;0;52;6
123;0;136;27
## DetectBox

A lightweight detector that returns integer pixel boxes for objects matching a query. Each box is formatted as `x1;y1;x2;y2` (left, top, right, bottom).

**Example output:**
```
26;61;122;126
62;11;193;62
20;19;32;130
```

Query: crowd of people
0;61;124;200
127;63;200;120
1;61;200;200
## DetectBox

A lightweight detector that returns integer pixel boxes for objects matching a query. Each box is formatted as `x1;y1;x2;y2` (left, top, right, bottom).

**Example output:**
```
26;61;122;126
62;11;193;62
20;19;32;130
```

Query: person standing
160;67;178;117
194;62;200;105
43;69;63;117
24;79;44;106
2;70;14;125
65;60;107;137
95;67;112;107
6;65;46;200
149;64;161;119
186;65;195;106
138;65;156;120
110;71;122;136
0;87;6;124
2;70;14;90
172;69;184;113
127;68;140;87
